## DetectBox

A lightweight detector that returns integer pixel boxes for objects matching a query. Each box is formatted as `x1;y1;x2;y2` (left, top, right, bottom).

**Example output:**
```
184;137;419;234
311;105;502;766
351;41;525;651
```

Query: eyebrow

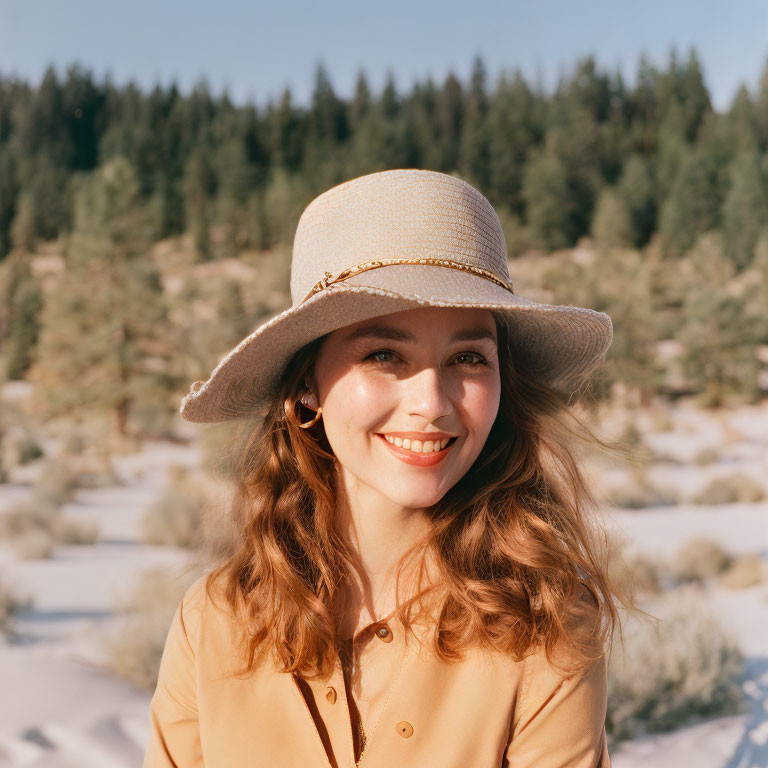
345;324;497;345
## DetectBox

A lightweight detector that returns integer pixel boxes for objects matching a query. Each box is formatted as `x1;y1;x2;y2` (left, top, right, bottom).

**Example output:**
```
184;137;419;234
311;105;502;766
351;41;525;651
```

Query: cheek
463;376;501;430
323;373;394;433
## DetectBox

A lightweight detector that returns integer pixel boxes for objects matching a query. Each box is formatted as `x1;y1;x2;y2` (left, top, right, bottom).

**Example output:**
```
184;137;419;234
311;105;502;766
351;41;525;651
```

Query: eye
454;352;489;368
363;349;400;365
362;350;489;368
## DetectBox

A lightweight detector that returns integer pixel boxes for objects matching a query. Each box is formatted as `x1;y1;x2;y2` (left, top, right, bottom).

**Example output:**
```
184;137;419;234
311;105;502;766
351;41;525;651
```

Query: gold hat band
300;257;515;305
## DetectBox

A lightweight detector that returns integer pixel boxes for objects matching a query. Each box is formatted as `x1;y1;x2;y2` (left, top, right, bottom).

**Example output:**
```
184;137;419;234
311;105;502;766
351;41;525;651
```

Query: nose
403;365;453;421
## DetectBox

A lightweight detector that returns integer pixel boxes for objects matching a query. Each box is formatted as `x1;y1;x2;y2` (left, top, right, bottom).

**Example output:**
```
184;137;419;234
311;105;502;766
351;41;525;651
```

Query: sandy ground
0;397;765;767
0;441;195;767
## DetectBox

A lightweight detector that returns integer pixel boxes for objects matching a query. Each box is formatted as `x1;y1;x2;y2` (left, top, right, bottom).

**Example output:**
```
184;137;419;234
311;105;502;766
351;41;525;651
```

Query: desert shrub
104;565;203;690
12;529;55;559
0;497;100;556
606;534;670;597
692;474;765;505
692;446;719;466
140;466;207;549
606;586;745;744
0;498;59;538
673;537;733;583
648;448;684;465
648;407;674;433
618;421;646;449
54;515;100;545
60;430;87;456
625;554;670;595
32;458;80;506
0;571;33;635
13;433;45;465
607;479;680;509
719;554;767;589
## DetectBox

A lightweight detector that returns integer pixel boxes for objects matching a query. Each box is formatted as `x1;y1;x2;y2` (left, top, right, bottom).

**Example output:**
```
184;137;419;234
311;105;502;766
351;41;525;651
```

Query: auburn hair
199;308;638;680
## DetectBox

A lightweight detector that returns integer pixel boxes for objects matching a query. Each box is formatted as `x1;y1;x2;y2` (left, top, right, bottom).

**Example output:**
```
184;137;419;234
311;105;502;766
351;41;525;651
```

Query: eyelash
362;349;489;368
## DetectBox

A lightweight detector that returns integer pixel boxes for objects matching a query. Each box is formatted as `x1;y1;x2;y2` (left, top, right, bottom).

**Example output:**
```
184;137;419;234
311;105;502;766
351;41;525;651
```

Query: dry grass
606;585;745;744
672;537;733;583
718;554;767;589
103;565;204;690
139;465;209;549
606;533;672;597
31;458;80;506
0;497;100;558
692;473;766;505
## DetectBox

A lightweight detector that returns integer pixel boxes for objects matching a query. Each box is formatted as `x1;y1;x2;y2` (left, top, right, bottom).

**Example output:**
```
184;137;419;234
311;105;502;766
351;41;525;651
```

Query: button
325;686;337;704
375;624;393;643
396;721;414;738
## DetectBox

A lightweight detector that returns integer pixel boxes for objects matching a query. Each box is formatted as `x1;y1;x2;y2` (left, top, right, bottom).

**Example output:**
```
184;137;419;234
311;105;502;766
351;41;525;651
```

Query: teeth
383;435;451;453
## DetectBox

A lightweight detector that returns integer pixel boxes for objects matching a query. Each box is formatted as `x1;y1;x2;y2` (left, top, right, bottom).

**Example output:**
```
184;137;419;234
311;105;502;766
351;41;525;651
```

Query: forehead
339;308;498;345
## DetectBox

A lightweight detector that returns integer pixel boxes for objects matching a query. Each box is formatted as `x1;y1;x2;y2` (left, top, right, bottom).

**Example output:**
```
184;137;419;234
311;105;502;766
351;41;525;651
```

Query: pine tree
722;151;768;270
28;157;169;438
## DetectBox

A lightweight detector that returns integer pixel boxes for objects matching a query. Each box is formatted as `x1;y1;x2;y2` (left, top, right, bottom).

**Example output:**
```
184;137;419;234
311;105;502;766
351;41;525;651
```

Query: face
310;306;501;511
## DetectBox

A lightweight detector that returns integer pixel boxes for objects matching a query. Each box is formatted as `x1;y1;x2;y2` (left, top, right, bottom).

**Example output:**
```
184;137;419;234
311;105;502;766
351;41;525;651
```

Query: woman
143;169;629;768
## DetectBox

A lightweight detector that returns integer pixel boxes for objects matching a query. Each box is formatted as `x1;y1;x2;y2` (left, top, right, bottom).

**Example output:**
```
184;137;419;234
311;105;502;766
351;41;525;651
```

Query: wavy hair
201;308;639;680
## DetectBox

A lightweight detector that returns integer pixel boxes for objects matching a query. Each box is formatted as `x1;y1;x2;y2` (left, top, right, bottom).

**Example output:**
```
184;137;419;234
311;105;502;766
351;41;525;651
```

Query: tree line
0;50;766;439
1;50;767;265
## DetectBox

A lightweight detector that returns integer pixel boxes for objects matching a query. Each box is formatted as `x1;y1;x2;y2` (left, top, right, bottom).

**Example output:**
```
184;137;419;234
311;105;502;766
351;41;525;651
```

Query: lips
376;433;458;467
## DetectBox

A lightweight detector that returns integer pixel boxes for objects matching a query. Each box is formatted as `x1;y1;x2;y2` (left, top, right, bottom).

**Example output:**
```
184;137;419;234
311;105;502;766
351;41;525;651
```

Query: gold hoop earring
298;405;322;429
284;396;323;429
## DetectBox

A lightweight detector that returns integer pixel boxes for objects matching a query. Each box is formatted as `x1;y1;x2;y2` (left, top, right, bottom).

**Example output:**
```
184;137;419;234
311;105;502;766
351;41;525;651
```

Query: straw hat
180;168;612;423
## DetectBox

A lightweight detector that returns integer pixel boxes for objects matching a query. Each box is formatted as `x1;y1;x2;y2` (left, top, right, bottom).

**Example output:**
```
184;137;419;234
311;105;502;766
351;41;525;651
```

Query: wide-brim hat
180;169;613;423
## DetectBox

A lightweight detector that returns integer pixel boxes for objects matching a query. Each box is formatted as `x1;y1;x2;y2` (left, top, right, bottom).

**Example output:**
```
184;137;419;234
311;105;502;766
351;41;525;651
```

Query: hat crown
290;169;509;305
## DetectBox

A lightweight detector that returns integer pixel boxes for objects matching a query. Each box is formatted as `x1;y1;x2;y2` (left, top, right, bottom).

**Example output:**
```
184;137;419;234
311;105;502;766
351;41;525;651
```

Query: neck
333;466;435;634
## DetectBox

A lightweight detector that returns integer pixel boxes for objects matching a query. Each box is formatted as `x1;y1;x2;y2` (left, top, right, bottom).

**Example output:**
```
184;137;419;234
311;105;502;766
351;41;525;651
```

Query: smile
376;433;458;466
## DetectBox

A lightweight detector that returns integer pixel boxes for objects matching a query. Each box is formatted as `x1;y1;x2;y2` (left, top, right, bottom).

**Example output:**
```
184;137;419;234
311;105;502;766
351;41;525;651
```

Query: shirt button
325;686;337;704
375;624;393;643
396;721;414;738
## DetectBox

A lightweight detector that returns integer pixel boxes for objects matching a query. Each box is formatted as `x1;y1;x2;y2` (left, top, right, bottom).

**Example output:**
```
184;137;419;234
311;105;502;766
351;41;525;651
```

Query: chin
383;488;447;509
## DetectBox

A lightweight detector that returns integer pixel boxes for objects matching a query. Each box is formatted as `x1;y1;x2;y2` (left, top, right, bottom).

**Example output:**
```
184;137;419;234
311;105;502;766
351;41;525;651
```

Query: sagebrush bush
692;474;765;505
0;497;100;557
13;433;45;465
0;498;59;539
32;458;80;506
104;565;203;690
673;537;733;583
54;515;100;545
0;571;34;635
606;586;745;744
12;529;55;559
606;478;680;509
140;466;207;549
692;446;719;466
719;554;767;589
605;534;670;597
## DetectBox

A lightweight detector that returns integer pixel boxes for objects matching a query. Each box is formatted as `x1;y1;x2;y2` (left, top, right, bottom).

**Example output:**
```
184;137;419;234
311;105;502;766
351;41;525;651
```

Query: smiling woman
310;307;501;510
144;169;632;768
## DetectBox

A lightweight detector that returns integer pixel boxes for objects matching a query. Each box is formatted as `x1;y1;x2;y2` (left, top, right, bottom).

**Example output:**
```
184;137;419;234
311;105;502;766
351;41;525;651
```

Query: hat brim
179;264;613;423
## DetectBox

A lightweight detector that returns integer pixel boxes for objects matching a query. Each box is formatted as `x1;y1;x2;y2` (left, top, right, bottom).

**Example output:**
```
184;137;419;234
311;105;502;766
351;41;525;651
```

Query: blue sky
1;0;766;112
